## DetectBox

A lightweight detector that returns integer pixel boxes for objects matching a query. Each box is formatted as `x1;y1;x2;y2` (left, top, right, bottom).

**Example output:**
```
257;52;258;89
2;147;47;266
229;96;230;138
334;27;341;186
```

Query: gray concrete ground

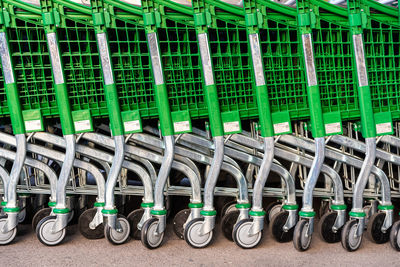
1;221;399;266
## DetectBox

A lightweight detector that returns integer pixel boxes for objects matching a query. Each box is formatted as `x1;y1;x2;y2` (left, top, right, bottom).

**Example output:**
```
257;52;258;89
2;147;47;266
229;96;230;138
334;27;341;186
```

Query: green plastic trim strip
17;193;30;197
104;83;124;136
249;210;266;216
188;203;204;209
330;204;347;211
3;207;20;213
1;201;7;206
53;208;70;214
150;209;167;216
155;84;174;136
204;84;224;137
200;210;217;216
299;210;316;217
141;202;155;208
307;85;325;137
282;204;299;210
54;83;75;135
101;209;118;215
235;203;251;209
5;83;25;134
358;85;376;138
378;205;394;211
48;202;56;207
94;202;105;207
255;85;274;137
349;211;366;218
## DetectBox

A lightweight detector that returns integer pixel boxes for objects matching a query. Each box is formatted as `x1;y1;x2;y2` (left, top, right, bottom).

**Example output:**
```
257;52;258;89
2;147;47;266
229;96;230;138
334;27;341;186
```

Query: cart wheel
233;218;262;249
293;219;312;252
0;216;17;245
173;208;190;240
318;211;341;243
367;212;390;244
127;209;144;240
36;216;66;246
270;210;294;243
141;218;164;249
221;210;239;241
104;215;130;245
265;202;282;224
17;209;26;224
78;208;104;240
318;200;330;219
32;208;51;231
389;220;400;251
341;219;362;252
184;218;213;248
221;200;237;217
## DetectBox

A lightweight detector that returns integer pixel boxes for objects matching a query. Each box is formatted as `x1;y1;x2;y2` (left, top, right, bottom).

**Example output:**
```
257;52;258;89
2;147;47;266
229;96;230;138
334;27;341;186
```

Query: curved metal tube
0;147;58;203
0;165;9;202
302;137;325;211
26;132;151;203
279;134;390;205
252;137;274;211
6;134;27;207
153;135;175;210
203;136;224;211
56;134;76;208
352;138;378;211
128;133;248;202
81;132;201;204
104;135;125;210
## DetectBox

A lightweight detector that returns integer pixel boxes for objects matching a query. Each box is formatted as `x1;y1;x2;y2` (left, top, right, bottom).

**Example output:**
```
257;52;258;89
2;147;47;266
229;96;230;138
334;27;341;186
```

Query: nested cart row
0;0;399;253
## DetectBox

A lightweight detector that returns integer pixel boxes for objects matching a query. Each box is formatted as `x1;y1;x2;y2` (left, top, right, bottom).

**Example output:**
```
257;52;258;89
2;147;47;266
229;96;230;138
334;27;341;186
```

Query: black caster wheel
265;202;282;225
173;208;190;240
184;218;213;248
390;220;400;251
0;216;17;245
293;219;312;252
104;215;130;245
78;208;104;239
270;211;294;243
318;211;342;243
36;216;66;246
127;209;144;240
233;218;262;249
32;208;52;232
221;200;237;218
221;210;240;241
318;200;330;219
341;219;363;252
141;218;164;249
367;212;390;244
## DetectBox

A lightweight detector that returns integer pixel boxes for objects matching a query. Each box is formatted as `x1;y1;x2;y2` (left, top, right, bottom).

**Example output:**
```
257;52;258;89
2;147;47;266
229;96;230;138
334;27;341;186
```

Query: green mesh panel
364;19;400;120
107;16;157;118
8;17;57;117
158;19;207;118
313;19;360;120
57;16;107;117
208;20;257;118
259;19;309;119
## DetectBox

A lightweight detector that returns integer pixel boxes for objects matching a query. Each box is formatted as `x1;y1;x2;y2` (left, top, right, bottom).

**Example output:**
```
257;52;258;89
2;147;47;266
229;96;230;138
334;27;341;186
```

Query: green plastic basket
47;0;108;120
205;1;258;120
362;0;400;124
309;0;360;123
143;0;207;123
94;0;158;121
258;0;309;124
2;0;57;125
